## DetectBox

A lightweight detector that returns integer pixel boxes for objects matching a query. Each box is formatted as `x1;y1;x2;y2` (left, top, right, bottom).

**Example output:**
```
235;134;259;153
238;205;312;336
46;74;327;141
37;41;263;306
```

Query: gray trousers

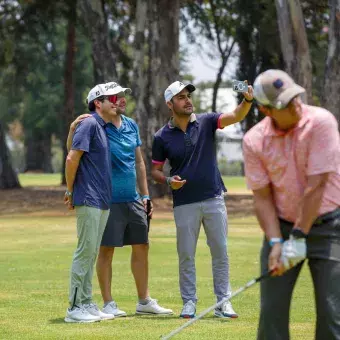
258;213;340;340
68;206;109;307
174;194;231;304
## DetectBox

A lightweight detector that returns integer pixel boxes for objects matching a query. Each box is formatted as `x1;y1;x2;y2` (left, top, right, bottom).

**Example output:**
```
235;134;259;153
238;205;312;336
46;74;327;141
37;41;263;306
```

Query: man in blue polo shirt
66;81;172;317
64;84;119;323
151;80;254;318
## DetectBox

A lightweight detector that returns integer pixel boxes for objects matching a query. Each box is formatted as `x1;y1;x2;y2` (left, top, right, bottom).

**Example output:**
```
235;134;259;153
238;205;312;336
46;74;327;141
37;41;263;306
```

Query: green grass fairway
222;176;249;193
19;173;61;187
18;174;250;194
0;213;315;339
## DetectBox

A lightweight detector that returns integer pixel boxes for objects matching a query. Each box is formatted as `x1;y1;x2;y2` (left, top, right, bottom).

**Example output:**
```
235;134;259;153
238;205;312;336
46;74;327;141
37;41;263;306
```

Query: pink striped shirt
243;104;340;222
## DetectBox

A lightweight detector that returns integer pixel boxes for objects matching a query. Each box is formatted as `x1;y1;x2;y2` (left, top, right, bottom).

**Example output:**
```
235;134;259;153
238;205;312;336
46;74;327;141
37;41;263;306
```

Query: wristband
141;195;150;200
166;177;172;187
269;237;283;247
244;97;253;103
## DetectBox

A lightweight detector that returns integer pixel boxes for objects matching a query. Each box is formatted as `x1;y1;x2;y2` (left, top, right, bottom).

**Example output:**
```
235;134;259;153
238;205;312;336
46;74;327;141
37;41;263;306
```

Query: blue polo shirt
71;112;112;210
106;115;142;203
152;113;226;207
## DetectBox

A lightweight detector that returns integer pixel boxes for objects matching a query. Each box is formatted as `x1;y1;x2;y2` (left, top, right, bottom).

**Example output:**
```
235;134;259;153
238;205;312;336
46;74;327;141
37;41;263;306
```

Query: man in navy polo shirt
66;82;172;317
64;84;119;323
151;80;254;318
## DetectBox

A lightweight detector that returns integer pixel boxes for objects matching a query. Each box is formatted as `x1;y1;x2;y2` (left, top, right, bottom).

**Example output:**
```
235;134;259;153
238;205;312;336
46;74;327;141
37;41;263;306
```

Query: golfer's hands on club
242;81;254;102
269;236;307;276
167;175;186;190
142;198;153;218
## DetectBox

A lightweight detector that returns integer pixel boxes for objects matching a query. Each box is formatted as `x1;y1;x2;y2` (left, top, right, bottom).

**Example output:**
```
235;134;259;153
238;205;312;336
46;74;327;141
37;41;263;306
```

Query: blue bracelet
141;195;150;200
269;238;283;247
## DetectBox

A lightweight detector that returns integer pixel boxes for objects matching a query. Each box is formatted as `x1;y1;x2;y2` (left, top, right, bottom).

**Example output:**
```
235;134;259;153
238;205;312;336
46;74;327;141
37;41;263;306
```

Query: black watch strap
291;228;308;239
244;97;253;103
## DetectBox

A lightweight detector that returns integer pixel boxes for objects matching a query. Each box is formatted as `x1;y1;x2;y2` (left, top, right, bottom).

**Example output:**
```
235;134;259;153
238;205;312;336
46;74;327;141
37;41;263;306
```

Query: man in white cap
64;84;120;323
151;80;254;318
243;69;340;339
67;81;172;318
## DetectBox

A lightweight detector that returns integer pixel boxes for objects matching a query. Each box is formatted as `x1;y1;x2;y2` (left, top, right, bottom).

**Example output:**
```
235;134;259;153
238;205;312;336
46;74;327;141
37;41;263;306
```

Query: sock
139;296;152;305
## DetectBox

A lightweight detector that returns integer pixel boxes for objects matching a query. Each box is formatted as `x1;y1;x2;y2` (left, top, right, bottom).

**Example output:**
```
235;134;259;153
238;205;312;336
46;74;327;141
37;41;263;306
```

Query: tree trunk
275;0;313;103
61;2;77;185
25;131;52;173
135;0;180;198
79;0;118;83
322;0;340;125
212;41;235;112
0;121;20;189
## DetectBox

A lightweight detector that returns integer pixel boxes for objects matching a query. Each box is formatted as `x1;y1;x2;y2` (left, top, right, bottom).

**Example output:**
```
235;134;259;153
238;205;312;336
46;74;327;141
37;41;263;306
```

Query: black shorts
101;200;149;247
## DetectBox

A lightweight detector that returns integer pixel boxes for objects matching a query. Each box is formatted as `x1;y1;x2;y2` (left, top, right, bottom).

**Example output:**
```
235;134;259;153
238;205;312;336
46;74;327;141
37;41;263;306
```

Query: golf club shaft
161;270;273;340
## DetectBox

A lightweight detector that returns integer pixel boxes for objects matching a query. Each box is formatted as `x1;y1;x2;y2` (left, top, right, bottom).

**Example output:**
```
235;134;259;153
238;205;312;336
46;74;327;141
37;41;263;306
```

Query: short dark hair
88;96;106;111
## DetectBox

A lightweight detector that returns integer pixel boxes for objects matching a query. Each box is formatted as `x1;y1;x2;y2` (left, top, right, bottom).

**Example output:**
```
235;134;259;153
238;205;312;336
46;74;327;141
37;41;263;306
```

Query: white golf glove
281;235;307;270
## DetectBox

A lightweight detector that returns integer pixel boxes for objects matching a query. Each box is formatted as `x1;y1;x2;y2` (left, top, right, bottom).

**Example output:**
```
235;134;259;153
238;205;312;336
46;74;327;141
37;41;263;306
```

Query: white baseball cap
86;82;132;104
103;82;132;96
164;81;196;102
86;84;106;104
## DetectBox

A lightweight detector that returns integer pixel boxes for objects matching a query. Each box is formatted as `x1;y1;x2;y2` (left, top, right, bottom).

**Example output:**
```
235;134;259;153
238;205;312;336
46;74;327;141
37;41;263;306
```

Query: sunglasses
106;95;118;104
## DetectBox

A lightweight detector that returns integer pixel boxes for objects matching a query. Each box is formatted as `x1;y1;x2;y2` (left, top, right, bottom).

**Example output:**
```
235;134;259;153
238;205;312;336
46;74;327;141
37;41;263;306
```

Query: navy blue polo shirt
152;113;226;207
71;112;112;210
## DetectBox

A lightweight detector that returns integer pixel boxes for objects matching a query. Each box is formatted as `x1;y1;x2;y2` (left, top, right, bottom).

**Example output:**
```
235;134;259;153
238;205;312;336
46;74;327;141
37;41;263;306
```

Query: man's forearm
254;194;282;240
136;161;149;196
66;128;75;153
151;168;167;185
65;157;80;192
233;100;252;122
295;185;326;234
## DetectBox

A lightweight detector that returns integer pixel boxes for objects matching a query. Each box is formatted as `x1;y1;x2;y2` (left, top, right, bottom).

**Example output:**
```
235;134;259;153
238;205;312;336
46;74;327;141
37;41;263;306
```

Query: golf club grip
160;269;274;340
146;199;151;231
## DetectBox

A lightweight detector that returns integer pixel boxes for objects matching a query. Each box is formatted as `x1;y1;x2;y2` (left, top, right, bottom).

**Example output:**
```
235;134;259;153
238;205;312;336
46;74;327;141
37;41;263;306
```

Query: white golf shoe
64;305;101;323
136;298;173;315
102;301;127;317
214;300;238;319
83;303;115;320
180;300;196;319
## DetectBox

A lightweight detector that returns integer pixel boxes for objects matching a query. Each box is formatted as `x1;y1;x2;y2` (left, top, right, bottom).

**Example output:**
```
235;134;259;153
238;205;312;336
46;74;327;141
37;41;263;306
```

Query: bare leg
131;244;149;299
97;246;115;303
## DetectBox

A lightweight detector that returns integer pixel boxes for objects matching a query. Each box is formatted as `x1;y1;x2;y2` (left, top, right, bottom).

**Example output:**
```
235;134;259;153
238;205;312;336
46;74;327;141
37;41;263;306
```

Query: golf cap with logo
164;81;196;102
103;82;132;96
86;82;132;104
253;69;305;109
86;84;106;104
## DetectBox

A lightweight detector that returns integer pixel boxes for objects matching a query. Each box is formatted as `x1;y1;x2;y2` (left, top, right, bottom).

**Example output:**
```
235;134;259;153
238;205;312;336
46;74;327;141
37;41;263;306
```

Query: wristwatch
244;97;253;103
65;190;73;197
291;228;308;239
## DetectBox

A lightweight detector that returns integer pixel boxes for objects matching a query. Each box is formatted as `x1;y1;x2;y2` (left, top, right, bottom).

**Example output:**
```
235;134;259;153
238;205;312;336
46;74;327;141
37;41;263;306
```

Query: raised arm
219;85;254;128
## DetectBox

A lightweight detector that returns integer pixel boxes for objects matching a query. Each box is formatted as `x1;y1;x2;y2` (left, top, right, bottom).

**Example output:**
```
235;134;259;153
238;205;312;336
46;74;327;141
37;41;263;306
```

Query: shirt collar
92;112;107;127
168;113;197;129
264;104;310;136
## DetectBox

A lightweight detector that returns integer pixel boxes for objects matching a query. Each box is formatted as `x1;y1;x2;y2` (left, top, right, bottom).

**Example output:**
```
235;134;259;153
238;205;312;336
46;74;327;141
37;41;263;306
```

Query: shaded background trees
0;0;338;195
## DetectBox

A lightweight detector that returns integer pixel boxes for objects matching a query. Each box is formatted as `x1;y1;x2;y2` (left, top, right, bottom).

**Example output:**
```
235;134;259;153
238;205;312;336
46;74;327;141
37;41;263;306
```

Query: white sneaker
180;300;196;319
136;298;173;315
102;301;127;317
64;305;101;323
214;300;238;319
83;303;115;320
